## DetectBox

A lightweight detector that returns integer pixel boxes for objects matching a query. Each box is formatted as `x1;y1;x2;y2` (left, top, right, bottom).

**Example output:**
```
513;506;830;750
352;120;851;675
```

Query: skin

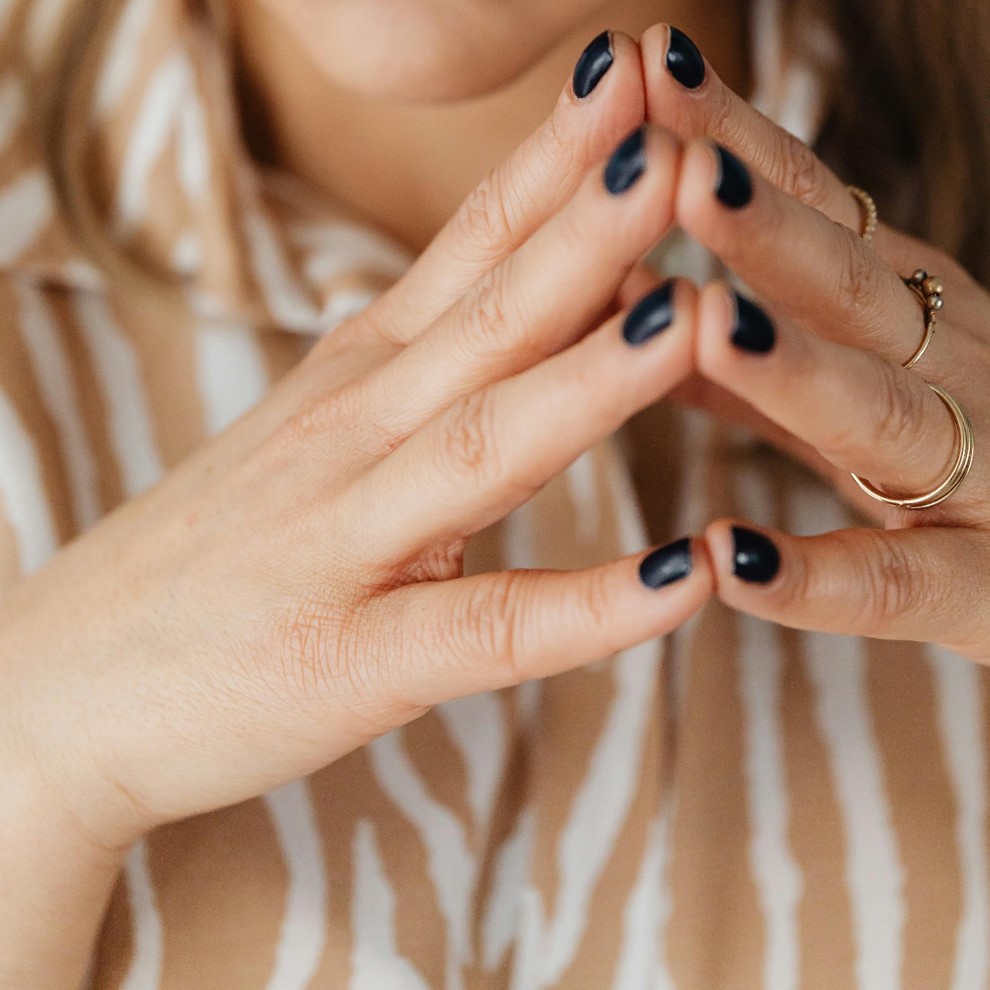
6;1;990;986
234;0;751;250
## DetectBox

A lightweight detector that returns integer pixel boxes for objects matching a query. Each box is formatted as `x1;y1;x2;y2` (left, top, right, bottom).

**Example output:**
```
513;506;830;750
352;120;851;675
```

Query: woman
3;0;990;984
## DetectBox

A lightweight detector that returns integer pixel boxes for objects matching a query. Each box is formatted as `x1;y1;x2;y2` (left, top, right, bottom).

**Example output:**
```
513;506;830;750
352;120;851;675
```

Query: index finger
638;21;939;279
368;30;647;344
639;23;861;233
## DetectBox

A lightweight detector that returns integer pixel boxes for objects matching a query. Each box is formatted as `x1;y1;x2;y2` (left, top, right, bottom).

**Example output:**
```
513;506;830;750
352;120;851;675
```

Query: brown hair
39;0;990;289
807;0;990;277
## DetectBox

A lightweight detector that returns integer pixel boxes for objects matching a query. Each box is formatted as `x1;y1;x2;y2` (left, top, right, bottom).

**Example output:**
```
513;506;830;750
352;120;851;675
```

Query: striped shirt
1;0;986;987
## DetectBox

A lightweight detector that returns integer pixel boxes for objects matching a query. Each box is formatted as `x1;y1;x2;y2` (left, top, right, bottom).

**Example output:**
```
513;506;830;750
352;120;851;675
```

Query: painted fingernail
732;526;780;584
573;30;614;99
623;280;675;346
665;27;705;89
604;126;646;195
640;537;693;589
731;294;776;353
714;145;752;208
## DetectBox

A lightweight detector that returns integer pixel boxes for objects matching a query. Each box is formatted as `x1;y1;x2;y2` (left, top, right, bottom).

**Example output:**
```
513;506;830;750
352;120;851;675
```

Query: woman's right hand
1;31;711;861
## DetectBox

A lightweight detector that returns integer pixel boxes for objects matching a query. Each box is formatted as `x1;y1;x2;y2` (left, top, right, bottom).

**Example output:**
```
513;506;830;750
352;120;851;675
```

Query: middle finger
674;137;961;380
695;282;989;523
356;124;681;448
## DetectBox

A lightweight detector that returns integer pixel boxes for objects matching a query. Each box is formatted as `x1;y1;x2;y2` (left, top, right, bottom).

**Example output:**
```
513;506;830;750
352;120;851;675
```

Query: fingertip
637;534;714;594
642;122;684;177
608;29;644;67
664;26;707;90
640;24;711;123
567;28;642;104
615;261;664;310
634;536;715;641
695;280;736;372
704;519;787;600
674;138;721;230
687;533;717;596
702;517;735;586
669;274;699;323
638;23;672;95
638;21;669;64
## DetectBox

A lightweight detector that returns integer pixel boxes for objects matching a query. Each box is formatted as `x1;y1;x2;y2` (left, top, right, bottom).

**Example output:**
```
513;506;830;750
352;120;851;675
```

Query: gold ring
849;185;878;244
850;384;974;509
901;268;943;370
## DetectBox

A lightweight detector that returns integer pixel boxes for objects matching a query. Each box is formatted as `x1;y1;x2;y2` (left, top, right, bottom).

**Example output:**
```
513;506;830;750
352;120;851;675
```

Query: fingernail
731;526;780;584
573;30;614;99
623;280;675;345
714;145;752;208
640;537;693;589
731;294;776;353
665;27;705;89
604;126;646;195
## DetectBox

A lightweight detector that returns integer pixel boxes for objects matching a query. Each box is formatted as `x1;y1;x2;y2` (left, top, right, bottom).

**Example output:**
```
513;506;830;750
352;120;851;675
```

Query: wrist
0;603;152;857
0;734;127;989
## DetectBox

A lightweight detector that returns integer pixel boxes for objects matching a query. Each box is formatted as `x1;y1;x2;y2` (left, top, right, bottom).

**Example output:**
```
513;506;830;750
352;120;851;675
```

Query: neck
235;0;751;253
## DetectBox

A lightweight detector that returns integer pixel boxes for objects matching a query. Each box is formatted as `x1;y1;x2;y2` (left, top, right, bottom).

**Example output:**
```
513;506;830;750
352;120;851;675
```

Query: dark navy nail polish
623;280;676;346
714;145;752;208
604;126;647;195
640;537;693;589
732;527;781;584
731;294;776;353
666;27;705;89
573;31;614;99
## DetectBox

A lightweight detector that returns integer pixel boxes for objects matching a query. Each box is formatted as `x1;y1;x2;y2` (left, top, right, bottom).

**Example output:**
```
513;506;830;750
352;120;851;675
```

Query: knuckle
461;571;525;678
271;593;400;737
542;106;577;177
832;227;889;330
762;131;830;209
270;380;374;456
573;567;614;641
271;591;348;696
271;393;341;452
461;264;515;353
438;388;503;484
869;361;925;455
706;84;743;147
454;170;514;258
847;533;916;630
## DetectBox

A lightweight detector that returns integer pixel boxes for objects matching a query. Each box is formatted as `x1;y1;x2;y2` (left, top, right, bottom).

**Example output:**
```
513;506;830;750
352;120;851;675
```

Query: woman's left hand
638;23;990;661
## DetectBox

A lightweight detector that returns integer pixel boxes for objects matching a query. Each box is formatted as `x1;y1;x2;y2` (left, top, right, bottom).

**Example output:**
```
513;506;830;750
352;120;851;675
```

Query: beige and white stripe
1;0;988;986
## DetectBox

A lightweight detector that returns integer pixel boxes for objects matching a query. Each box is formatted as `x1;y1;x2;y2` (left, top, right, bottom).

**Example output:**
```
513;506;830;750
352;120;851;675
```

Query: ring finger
350;279;696;564
640;23;955;289
674;136;965;380
351;124;680;451
695;282;988;523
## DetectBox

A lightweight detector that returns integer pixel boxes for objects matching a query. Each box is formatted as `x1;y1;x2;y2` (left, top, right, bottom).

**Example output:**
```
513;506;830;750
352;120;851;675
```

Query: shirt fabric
0;0;987;987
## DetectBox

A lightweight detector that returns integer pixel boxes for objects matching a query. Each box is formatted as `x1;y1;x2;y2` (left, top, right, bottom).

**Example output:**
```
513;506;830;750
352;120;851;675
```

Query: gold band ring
849;185;878;244
846;186;943;369
850;384;974;509
901;268;944;370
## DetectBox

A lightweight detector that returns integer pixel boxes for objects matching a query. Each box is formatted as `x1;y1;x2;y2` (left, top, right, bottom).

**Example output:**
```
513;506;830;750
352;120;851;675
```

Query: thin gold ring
849;185;878;244
901;268;943;370
850;384;974;509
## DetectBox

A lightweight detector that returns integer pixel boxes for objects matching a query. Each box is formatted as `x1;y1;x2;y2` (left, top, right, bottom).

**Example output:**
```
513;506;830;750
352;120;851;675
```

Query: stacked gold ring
850;384;975;509
846;186;974;509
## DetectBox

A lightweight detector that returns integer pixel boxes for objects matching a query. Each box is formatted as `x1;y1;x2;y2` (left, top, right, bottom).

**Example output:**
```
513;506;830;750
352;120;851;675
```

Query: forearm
0;747;125;989
0;608;129;990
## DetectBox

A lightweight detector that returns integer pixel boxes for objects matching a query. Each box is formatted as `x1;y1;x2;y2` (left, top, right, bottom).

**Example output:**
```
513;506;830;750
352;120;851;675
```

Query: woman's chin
250;0;567;103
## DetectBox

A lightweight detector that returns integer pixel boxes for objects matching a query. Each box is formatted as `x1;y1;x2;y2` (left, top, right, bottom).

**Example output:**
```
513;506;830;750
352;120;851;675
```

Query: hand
2;32;713;869
639;23;990;661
